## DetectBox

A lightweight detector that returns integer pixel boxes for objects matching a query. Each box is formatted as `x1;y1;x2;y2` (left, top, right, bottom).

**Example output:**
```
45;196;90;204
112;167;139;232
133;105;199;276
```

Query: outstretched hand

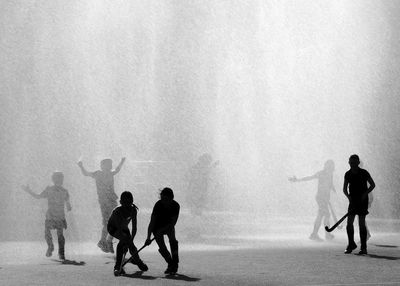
288;176;297;182
77;161;83;168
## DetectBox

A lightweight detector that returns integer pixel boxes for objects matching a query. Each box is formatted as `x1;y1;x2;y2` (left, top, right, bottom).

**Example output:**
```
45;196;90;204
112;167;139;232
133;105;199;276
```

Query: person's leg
155;234;173;273
322;206;334;240
56;228;65;260
99;202;116;253
167;228;179;273
44;222;54;257
345;214;357;253
112;230;148;271
358;215;368;254
114;240;127;275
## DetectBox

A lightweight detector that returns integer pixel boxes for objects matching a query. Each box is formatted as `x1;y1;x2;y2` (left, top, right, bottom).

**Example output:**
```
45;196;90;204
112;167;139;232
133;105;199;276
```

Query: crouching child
107;191;148;276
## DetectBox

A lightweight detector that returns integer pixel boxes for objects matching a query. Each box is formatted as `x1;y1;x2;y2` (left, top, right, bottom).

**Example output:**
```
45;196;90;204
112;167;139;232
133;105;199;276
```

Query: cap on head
120;191;133;206
160;187;174;200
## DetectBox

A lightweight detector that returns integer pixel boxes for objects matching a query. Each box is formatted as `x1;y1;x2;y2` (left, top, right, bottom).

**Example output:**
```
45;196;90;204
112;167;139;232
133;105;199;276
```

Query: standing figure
343;154;375;255
107;191;148;276
22;171;72;260
78;157;125;253
145;187;180;274
289;160;336;241
187;153;218;216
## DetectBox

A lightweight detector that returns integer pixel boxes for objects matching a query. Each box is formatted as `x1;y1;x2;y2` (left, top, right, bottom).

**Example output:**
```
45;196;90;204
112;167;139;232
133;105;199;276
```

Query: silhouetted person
107;191;148;276
343;154;375;255
22;172;72;260
289;160;336;241
145;187;180;274
78;157;125;253
187;153;218;216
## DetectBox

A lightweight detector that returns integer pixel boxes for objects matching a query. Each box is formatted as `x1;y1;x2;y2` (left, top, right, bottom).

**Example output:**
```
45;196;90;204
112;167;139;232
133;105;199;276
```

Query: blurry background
1;0;400;242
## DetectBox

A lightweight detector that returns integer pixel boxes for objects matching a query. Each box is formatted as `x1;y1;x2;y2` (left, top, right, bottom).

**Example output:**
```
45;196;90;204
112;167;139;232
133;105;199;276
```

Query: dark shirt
344;168;371;198
39;186;69;221
107;205;137;234
151;200;180;231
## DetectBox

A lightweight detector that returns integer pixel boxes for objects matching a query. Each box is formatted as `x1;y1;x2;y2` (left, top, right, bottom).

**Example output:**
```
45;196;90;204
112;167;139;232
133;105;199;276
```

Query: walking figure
289;160;337;241
22;171;72;260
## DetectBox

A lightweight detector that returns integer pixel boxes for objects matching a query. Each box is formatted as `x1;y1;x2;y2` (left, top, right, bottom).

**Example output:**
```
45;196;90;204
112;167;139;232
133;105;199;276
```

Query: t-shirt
91;170;118;203
39;186;69;221
151;200;180;231
107;205;137;233
344;168;372;198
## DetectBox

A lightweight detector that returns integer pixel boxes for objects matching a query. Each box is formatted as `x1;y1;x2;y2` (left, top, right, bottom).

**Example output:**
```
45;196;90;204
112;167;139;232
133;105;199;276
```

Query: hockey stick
328;202;342;230
325;212;349;232
121;237;155;268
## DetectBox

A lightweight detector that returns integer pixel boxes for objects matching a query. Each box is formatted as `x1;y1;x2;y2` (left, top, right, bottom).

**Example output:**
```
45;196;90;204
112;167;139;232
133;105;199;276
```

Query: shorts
348;197;369;216
45;219;67;230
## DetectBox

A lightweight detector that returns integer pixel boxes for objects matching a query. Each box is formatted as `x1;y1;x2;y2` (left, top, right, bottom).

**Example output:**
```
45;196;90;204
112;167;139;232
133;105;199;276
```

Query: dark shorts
348;197;369;216
45;219;67;230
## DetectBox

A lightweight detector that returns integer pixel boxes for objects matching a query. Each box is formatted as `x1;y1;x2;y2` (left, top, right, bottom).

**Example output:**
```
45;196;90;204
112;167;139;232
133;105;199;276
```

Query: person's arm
112;157;126;175
21;185;45;199
366;176;375;194
289;173;318;183
131;208;137;239
343;178;350;200
77;161;94;177
66;191;72;212
145;214;155;245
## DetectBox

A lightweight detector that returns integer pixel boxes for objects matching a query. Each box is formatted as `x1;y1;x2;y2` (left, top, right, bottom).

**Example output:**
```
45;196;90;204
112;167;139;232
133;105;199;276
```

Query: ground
1;218;400;286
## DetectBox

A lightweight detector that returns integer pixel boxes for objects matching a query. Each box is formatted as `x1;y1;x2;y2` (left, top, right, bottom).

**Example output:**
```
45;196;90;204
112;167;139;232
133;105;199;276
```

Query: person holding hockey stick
289;160;336;241
107;191;148;276
22;171;72;260
343;154;375;255
78;157;125;253
145;187;180;274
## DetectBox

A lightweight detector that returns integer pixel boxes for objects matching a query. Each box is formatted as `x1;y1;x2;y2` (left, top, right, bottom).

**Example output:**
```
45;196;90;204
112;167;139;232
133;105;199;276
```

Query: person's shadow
51;259;86;266
123;271;157;280
163;273;201;282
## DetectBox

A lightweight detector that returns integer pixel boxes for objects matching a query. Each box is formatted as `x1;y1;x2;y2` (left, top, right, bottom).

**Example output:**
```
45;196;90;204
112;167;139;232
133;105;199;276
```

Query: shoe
97;240;109;253
46;246;54;257
325;233;334;241
309;233;323;242
344;243;357;254
358;249;368;255
131;259;148;271
164;263;177;274
113;268;126;277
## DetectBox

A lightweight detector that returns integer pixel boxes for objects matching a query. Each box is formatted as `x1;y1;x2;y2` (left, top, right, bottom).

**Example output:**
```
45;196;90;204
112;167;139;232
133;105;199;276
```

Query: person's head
160;187;174;201
324;160;335;172
100;159;113;171
52;171;64;186
348;154;360;169
120;191;133;206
